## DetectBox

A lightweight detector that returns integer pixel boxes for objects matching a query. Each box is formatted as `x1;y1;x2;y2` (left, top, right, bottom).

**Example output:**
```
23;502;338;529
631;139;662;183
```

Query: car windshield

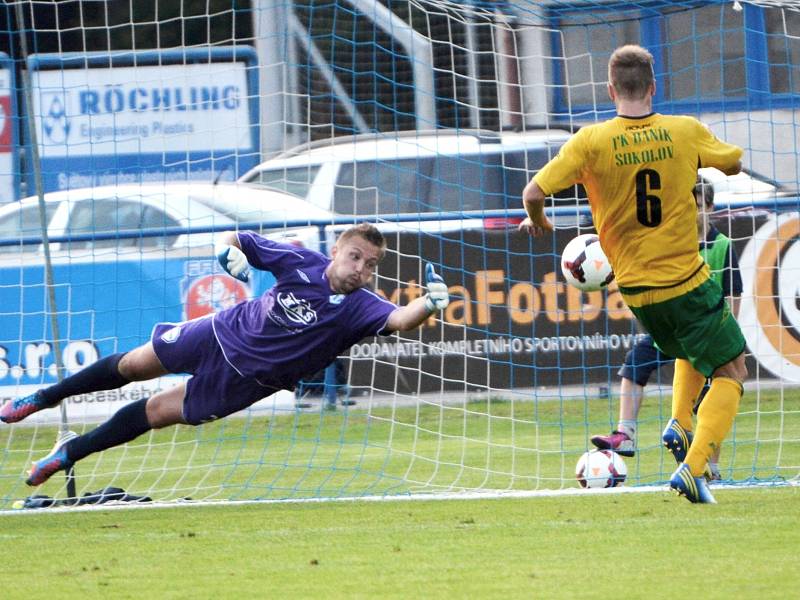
66;197;180;249
245;165;318;199
0;203;59;250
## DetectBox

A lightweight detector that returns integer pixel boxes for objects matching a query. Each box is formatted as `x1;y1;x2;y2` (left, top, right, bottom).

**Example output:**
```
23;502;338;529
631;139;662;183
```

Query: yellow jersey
534;114;742;289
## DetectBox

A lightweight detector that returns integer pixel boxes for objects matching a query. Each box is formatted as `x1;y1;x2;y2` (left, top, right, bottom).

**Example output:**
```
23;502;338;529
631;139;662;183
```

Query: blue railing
3;196;799;250
4;194;800;251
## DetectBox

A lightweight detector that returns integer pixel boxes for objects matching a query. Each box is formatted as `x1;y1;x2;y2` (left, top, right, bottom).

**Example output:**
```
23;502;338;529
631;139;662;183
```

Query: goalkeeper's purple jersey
210;232;397;390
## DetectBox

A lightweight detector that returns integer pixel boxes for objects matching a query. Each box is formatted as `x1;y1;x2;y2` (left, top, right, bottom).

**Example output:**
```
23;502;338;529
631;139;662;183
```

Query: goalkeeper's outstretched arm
385;263;449;332
215;229;449;331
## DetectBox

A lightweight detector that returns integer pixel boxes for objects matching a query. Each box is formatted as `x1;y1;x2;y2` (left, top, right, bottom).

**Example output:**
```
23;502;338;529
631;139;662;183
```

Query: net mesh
0;0;797;508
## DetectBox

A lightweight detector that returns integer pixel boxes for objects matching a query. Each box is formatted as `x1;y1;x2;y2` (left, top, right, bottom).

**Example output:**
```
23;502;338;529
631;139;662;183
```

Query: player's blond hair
337;223;386;256
608;45;655;101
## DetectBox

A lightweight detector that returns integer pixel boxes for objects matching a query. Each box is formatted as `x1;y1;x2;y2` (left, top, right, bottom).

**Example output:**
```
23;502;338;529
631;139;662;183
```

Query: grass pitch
0;388;798;598
2;486;798;599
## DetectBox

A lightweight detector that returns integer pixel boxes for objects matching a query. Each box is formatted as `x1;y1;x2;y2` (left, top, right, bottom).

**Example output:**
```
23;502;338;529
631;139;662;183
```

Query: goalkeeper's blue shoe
669;463;717;504
0;391;52;424
662;418;694;463
25;433;77;487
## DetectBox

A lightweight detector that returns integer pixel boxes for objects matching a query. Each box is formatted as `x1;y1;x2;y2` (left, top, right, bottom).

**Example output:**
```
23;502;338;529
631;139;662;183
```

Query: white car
238;129;573;220
698;167;795;210
0;182;334;259
0;183;336;399
238;129;795;219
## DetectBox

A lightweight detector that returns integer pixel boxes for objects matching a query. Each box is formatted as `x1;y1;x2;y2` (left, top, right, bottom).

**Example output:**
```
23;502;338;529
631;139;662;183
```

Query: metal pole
464;4;482;130
347;0;436;129
288;13;371;134
14;1;76;502
251;0;291;157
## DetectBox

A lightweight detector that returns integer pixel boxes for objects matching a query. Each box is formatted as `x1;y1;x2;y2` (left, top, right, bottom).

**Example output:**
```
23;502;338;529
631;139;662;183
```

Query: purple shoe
0;391;53;424
590;430;635;457
25;433;77;487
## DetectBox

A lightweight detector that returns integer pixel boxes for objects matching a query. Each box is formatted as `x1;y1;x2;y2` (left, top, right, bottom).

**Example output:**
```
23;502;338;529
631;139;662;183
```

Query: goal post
0;0;798;509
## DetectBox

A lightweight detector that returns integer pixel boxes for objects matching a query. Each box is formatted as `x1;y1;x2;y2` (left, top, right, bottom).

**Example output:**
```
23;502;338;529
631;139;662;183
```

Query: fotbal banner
738;211;800;382
3;212;797;424
352;227;641;394
349;214;800;393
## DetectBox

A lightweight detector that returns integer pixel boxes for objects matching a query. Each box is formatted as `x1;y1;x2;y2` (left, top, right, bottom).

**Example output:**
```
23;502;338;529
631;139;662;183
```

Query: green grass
1;389;798;598
2;488;798;599
1;388;798;507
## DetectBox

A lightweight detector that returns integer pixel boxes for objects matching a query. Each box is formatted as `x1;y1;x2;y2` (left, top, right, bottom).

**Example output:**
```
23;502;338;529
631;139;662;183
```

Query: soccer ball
575;450;627;488
561;234;614;291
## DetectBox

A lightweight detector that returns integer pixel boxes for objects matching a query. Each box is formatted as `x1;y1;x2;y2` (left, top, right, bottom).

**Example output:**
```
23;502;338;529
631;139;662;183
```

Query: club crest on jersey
161;325;181;343
276;292;317;325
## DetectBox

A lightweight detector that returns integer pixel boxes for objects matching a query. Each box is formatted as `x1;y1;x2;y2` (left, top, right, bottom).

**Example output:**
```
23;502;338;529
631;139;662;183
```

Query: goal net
0;0;798;509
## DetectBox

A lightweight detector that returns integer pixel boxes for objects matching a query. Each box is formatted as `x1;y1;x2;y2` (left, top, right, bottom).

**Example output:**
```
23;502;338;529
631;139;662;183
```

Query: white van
238;129;574;219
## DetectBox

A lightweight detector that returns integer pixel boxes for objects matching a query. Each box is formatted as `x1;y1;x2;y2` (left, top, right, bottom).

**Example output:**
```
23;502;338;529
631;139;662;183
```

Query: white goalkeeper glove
423;263;449;313
215;243;251;283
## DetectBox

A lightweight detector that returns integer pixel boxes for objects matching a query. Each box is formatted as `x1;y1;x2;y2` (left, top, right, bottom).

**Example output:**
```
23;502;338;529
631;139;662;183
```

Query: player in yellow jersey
519;45;747;503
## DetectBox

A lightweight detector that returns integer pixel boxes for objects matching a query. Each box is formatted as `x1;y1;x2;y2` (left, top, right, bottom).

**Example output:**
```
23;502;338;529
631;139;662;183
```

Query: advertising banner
350;228;640;394
0;53;19;203
0;254;282;422
348;215;798;393
737;211;800;382
27;47;259;193
2;211;797;424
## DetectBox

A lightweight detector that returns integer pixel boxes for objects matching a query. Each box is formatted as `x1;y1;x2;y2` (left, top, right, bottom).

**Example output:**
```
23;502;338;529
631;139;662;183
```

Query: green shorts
628;277;746;377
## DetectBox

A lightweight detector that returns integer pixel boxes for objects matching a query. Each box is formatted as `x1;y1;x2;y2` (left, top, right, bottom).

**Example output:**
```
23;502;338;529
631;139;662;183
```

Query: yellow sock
685;377;742;476
672;359;706;432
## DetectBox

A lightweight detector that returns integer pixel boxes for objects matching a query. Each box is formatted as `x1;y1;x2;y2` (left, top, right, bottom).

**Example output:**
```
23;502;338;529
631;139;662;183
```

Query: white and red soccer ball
561;233;614;292
575;450;627;488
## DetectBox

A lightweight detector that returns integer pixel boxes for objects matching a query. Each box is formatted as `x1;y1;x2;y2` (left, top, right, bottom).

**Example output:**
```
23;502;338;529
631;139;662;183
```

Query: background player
590;174;743;481
0;224;450;486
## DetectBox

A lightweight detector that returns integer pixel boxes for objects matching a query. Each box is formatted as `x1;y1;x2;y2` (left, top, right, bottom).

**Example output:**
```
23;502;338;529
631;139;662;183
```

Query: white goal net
0;0;797;509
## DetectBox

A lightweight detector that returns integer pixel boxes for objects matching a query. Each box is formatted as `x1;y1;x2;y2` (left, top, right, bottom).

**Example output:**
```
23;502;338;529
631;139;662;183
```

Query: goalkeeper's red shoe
25;433;77;487
0;391;52;424
590;431;635;457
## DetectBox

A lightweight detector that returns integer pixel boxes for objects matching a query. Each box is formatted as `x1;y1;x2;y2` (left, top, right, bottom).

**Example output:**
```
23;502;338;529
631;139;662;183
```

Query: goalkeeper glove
215;243;251;283
423;263;449;313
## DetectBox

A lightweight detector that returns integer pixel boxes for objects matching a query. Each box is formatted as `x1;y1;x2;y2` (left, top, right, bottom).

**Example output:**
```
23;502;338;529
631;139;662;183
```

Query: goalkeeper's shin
40;353;131;406
66;398;152;463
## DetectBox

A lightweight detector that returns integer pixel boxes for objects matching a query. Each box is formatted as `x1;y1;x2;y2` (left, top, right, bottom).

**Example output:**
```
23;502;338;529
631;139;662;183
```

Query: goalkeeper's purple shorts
151;316;278;425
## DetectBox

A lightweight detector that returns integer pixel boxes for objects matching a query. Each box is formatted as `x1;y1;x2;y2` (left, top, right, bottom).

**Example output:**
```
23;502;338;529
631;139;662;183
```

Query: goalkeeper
0;223;450;486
